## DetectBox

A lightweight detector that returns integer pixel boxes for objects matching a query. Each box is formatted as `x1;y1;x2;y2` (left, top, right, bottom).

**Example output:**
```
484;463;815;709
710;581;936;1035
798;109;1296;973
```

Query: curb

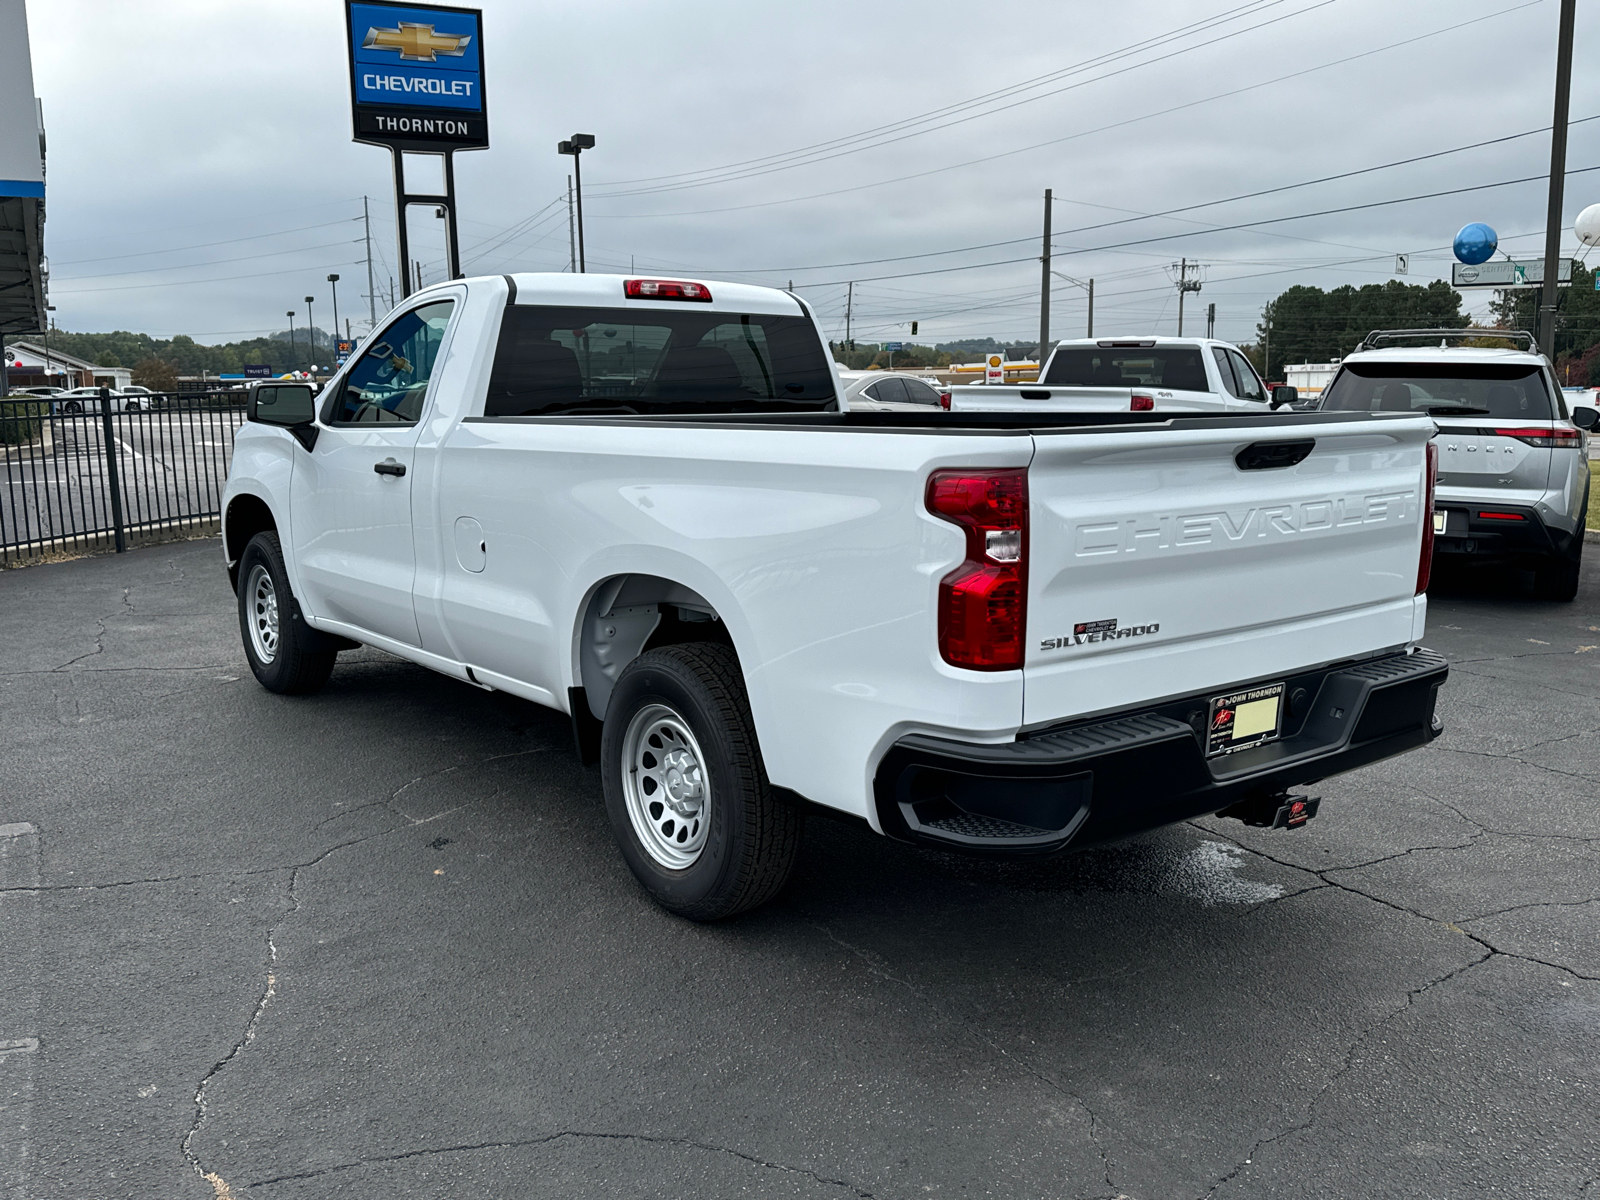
1588;529;1599;545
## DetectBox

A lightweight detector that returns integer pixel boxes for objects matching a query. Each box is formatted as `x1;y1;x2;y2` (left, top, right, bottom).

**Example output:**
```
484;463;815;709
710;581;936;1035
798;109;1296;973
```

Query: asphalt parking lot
1;537;1595;1200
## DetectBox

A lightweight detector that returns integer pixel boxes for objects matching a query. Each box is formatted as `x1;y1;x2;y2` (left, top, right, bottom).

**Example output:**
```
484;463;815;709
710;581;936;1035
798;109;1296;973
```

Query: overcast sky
24;0;1600;349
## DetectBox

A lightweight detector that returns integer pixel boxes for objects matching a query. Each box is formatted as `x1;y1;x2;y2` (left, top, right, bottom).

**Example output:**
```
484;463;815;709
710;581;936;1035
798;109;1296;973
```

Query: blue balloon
1454;222;1498;265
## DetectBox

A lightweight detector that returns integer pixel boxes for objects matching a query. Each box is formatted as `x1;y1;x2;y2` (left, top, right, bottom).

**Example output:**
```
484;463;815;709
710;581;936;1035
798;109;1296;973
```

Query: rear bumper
873;648;1447;856
1433;501;1580;560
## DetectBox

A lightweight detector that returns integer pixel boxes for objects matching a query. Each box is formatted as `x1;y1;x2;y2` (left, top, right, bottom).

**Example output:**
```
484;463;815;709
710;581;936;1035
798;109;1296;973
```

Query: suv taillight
1492;425;1582;448
1417;440;1438;595
926;468;1028;670
938;391;952;410
1130;392;1155;411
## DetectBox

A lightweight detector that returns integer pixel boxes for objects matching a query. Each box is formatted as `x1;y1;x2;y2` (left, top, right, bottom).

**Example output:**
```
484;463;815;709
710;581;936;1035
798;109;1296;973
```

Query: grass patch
0;400;46;445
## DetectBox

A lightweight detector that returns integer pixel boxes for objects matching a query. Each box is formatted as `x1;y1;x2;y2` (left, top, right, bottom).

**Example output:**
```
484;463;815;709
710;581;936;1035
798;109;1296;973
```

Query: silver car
1320;330;1596;601
839;371;949;411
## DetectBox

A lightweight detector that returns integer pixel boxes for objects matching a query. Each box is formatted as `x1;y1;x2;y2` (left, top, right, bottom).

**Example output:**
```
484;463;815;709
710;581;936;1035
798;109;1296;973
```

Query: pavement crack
179;866;299;1192
1201;952;1493;1198
810;921;1118;1193
247;1130;878;1195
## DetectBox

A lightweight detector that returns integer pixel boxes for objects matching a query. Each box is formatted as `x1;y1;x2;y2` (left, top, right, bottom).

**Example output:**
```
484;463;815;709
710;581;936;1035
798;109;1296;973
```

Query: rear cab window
1043;344;1210;392
483;305;837;417
1321;362;1555;419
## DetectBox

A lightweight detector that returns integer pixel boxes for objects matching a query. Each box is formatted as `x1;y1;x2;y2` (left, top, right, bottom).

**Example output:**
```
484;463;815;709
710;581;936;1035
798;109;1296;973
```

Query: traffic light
911;321;918;336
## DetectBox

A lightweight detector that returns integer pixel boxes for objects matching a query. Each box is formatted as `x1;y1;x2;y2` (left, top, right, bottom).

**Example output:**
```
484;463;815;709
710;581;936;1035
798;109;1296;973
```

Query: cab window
328;301;455;425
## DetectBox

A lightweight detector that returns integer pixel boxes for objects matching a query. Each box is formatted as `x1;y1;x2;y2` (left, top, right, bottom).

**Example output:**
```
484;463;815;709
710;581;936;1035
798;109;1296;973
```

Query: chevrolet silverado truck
949;336;1296;414
221;274;1448;920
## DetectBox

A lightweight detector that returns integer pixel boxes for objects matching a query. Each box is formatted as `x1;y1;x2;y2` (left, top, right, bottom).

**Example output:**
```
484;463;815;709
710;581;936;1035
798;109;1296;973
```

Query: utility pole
388;275;396;309
1265;316;1272;381
1039;188;1052;368
1172;258;1203;335
363;196;376;327
1206;302;1216;338
845;282;853;347
1539;0;1577;356
1086;278;1093;338
566;175;577;273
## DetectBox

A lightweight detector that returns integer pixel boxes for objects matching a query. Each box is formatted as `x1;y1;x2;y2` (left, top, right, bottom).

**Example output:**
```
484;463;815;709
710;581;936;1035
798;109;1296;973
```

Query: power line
592;1;1332;198
53;237;363;283
50;218;361;268
592;0;1543;220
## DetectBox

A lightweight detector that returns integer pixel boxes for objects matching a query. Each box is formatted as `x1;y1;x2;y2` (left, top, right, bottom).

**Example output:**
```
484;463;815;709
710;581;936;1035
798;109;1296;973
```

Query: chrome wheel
621;703;710;869
245;563;280;665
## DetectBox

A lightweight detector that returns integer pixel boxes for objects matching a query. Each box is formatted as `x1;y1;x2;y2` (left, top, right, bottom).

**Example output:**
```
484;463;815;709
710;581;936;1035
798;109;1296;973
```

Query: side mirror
248;383;319;449
1269;384;1299;409
249;384;316;426
1572;405;1598;431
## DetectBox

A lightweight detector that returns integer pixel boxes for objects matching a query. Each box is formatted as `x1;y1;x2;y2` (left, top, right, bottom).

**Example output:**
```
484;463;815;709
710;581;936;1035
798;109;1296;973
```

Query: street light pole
558;134;596;272
286;311;297;373
327;274;341;355
304;296;316;369
1539;0;1578;357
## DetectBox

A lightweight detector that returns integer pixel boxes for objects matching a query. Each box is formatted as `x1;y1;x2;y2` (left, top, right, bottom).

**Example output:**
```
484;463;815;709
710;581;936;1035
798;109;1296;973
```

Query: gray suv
1320;330;1596;601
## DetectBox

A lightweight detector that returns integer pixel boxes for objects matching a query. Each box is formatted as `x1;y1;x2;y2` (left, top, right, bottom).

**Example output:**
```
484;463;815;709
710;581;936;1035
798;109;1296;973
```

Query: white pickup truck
221;274;1447;920
950;336;1296;414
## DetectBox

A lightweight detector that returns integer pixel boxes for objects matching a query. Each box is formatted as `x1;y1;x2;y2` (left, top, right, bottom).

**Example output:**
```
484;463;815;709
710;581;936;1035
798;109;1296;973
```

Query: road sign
243;364;272;378
985;354;1005;385
346;2;487;151
884;342;903;352
1452;259;1574;288
336;340;354;364
1394;253;1409;275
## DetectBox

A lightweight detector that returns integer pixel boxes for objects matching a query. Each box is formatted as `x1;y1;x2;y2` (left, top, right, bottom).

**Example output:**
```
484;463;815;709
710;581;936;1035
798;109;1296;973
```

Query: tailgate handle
1235;439;1315;471
1019;389;1050;400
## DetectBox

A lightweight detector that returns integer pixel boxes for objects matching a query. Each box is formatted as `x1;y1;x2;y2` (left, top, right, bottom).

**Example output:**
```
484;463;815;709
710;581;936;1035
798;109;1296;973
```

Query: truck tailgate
950;385;1132;412
1023;415;1434;727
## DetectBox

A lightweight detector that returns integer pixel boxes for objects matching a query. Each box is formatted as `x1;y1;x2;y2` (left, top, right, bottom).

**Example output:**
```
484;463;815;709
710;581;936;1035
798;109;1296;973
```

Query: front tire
601;643;803;920
237;531;338;694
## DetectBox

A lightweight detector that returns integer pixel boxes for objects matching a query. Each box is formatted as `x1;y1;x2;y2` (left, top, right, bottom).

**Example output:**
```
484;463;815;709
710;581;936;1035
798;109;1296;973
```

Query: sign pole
391;149;413;299
1538;0;1577;356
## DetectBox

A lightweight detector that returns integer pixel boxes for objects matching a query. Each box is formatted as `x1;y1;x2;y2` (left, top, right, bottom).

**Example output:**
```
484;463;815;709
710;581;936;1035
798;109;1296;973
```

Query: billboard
346;1;487;151
243;365;272;378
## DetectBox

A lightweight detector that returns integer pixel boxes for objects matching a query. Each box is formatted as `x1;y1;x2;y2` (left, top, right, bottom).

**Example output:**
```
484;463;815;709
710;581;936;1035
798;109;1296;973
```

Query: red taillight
1417;441;1437;595
1492;426;1582;448
1476;510;1527;521
624;278;713;302
1130;393;1155;411
938;391;952;410
926;468;1028;670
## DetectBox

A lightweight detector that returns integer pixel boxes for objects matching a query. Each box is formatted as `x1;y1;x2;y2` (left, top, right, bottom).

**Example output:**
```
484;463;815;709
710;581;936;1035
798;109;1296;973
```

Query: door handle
374;458;406;477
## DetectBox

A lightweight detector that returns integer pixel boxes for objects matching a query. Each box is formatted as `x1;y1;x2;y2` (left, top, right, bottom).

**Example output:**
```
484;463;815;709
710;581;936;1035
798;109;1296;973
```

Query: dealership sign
346;1;487;150
1451;258;1573;288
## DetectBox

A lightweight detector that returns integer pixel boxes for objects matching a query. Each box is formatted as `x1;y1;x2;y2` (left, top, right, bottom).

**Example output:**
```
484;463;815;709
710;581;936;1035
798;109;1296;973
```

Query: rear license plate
1207;683;1286;757
1433;510;1447;533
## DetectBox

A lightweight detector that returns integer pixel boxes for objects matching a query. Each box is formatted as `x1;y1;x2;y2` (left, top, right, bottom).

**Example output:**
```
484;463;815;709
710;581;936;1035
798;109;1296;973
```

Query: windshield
1320;362;1555;419
485;305;837;417
1043;345;1209;391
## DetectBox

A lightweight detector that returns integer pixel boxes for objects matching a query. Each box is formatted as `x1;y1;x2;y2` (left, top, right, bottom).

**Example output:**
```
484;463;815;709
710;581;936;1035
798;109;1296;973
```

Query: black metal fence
1;391;246;567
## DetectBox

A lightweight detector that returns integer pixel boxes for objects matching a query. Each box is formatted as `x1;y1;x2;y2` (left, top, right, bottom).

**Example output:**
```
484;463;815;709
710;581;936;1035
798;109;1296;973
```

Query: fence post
98;387;127;553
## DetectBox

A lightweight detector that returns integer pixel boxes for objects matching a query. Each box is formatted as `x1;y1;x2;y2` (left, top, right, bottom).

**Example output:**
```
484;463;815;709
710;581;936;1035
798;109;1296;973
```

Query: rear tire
601;643;802;921
1533;516;1584;602
237;531;338;694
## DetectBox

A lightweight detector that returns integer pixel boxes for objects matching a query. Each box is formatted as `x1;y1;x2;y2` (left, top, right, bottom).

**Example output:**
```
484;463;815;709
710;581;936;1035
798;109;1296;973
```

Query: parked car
52;386;151;414
948;337;1296;414
221;272;1447;919
5;385;64;398
1319;329;1595;601
839;370;949;410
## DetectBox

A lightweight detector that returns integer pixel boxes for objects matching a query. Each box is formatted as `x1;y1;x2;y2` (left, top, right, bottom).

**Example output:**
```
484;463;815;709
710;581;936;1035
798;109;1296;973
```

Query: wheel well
577;574;733;721
224;495;277;592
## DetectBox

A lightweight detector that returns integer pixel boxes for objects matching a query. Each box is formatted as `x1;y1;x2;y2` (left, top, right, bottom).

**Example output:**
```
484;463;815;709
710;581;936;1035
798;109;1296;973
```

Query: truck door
291;300;456;646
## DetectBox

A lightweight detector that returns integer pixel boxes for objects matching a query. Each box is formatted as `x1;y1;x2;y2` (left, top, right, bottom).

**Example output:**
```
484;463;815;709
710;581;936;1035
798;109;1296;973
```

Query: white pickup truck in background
949;336;1297;414
221;274;1447;920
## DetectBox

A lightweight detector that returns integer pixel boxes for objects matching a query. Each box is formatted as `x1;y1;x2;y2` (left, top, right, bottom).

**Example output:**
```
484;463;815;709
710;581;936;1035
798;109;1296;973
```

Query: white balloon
1575;203;1600;246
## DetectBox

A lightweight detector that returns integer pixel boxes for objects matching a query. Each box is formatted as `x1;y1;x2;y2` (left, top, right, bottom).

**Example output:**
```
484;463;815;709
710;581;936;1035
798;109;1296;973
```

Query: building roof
6;340;101;372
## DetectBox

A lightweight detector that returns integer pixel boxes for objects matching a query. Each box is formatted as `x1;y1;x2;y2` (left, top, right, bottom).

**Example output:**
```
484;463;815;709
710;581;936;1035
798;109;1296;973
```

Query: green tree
94;351;122;368
1489;260;1600;373
131;357;179;392
1246;280;1468;379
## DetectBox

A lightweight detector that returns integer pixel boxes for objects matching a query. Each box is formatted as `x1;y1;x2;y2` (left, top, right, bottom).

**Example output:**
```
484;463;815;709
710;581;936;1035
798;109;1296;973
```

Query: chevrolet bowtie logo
362;22;471;62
